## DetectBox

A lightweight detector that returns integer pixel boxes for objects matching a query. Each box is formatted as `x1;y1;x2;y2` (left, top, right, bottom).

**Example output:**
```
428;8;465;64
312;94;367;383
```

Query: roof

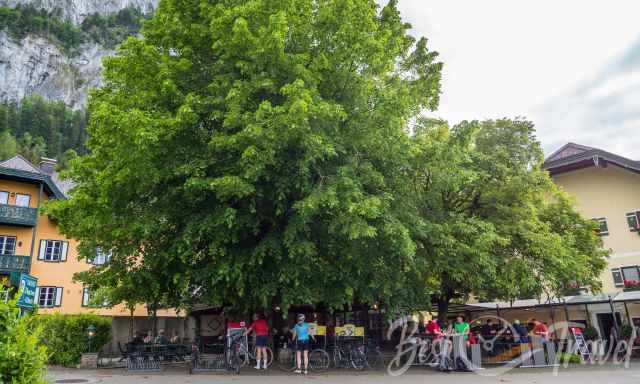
0;155;69;199
459;292;640;313
543;142;640;176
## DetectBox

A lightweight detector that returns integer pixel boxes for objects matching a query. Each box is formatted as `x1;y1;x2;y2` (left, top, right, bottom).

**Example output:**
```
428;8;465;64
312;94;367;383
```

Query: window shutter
35;287;41;305
38;240;46;260
60;242;68;262
54;287;63;307
612;268;624;287
82;288;89;307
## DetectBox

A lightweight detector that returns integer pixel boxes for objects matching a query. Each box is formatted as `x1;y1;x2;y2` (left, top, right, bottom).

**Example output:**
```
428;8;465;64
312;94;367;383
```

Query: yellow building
0;155;191;351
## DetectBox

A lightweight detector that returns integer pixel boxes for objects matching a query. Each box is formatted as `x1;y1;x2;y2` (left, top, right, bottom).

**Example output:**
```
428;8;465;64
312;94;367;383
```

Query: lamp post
87;324;96;353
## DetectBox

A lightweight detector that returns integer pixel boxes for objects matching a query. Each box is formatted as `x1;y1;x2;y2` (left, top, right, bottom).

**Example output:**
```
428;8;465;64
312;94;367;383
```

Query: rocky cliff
0;0;157;108
1;0;156;24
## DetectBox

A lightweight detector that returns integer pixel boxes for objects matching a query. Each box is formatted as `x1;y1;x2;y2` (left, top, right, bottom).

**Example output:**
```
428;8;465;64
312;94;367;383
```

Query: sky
386;0;640;158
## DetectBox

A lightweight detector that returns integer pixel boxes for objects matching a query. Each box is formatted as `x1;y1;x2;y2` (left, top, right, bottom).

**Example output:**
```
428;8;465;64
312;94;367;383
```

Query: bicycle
190;334;243;374
333;333;367;370
238;335;274;367
364;339;384;369
277;340;331;372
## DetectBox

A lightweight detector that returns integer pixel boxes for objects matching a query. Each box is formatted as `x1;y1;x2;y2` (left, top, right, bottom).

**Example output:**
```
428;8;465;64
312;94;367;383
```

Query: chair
117;342;129;362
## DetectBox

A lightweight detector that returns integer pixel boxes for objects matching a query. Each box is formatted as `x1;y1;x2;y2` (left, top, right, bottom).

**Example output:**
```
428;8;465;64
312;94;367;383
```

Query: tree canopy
47;0;607;319
409;118;608;318
48;0;443;314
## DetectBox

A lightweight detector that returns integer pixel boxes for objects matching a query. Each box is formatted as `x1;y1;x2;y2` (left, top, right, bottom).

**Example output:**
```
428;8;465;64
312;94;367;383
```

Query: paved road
49;364;640;384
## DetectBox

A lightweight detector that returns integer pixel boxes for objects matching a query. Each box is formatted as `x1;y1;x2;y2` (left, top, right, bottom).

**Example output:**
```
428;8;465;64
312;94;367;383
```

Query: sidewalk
48;363;640;384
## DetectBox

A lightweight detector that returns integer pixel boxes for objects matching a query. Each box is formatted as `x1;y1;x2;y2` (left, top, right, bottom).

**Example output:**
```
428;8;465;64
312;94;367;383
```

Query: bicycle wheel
309;349;330;372
333;348;342;368
350;347;367;370
228;347;242;374
366;348;383;369
277;348;297;372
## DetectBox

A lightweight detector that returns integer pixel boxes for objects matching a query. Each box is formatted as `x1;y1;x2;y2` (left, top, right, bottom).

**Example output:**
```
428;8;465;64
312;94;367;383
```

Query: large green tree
410;118;608;318
48;0;443;314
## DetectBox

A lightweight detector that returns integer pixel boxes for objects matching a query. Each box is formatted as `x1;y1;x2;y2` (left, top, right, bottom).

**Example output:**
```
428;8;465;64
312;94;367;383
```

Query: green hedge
33;313;112;366
0;291;48;384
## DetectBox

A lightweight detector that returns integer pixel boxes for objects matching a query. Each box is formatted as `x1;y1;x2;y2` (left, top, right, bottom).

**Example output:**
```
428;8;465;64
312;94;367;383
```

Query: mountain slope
0;0;157;108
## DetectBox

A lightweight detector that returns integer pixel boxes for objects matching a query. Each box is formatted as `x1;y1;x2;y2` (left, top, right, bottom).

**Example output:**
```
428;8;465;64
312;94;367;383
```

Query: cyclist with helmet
292;314;315;374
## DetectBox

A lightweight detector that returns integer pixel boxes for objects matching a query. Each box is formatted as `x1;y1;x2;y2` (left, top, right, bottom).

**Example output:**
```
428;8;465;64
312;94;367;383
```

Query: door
597;312;622;341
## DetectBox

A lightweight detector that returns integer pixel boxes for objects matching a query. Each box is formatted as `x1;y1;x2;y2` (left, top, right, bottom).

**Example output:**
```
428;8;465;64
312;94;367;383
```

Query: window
37;287;62;308
0;236;16;255
622;266;640;283
89;248;112;265
0;191;7;205
14;193;30;207
626;212;640;231
38;240;68;262
612;268;624;287
82;288;108;307
593;218;609;236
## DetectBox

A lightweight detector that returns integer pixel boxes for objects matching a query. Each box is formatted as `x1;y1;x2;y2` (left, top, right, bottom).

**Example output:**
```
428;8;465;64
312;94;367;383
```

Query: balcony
0;204;38;226
0;255;31;273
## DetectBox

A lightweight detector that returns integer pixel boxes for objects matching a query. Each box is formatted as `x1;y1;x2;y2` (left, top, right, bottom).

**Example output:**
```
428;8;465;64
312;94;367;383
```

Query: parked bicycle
277;340;330;372
333;333;367;370
238;334;274;367
190;334;243;374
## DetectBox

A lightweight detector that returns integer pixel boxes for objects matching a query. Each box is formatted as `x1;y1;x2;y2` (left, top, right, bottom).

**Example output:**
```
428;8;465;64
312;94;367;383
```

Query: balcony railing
0;255;31;273
0;204;38;226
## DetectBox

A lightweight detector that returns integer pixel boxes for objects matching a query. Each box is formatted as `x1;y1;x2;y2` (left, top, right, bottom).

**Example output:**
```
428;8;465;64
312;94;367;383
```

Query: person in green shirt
453;316;470;344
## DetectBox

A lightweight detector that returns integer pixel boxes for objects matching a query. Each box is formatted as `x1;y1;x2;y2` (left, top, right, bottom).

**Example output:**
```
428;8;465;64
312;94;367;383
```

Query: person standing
244;313;270;369
454;316;470;342
292;314;314;374
532;319;549;341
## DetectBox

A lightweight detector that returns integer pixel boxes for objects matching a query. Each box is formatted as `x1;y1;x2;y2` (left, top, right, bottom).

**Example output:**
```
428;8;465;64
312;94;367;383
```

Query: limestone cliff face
0;0;157;24
0;0;158;108
0;31;112;108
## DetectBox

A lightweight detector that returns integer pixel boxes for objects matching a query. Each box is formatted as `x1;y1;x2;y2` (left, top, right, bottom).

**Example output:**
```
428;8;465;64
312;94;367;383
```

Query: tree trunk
128;305;135;340
437;296;450;322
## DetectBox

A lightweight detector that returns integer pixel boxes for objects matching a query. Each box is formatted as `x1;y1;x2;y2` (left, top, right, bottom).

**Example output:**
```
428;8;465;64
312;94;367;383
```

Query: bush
33;313;111;366
557;352;582;364
0;290;48;384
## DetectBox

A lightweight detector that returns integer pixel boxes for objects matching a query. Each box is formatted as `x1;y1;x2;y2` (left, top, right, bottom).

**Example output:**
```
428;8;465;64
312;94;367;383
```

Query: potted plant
623;280;640;292
582;325;600;341
620;324;635;340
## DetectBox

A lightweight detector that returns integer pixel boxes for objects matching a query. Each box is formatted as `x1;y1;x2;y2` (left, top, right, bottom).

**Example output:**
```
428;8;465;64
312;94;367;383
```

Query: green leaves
411;118;608;315
48;0;442;314
0;291;47;384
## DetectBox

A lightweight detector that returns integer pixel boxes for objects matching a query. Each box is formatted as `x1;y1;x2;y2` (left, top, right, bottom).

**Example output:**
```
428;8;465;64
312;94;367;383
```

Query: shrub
557;352;582;364
33;313;111;366
0;290;48;384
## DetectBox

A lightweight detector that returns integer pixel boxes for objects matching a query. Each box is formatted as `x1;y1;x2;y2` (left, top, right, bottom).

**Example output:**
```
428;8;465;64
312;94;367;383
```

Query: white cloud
383;0;640;157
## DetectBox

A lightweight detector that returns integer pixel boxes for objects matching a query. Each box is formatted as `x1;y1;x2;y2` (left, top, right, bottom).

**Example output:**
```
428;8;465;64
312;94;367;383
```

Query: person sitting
426;319;442;337
481;319;497;339
155;330;169;345
513;319;529;343
131;332;144;345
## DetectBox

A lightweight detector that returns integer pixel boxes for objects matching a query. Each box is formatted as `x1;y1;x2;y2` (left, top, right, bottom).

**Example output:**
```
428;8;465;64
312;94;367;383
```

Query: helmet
297;314;306;322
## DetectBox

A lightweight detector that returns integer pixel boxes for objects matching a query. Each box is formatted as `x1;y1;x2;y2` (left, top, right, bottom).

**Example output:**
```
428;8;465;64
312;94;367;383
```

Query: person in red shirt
532;319;549;341
244;313;270;369
426;319;441;335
